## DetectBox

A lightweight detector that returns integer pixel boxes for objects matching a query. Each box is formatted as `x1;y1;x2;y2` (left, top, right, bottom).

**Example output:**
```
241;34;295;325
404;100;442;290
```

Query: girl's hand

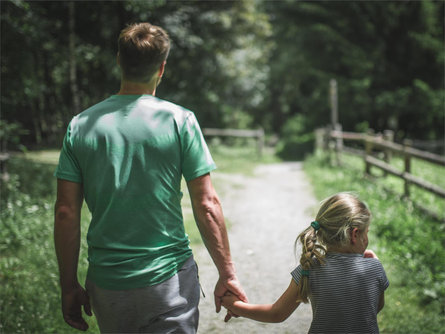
222;292;241;306
221;292;242;322
364;249;379;259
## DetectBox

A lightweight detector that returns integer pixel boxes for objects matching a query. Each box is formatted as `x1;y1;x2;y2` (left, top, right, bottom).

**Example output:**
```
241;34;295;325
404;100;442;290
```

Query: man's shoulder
75;96;114;119
149;96;193;116
71;95;196;129
147;96;195;125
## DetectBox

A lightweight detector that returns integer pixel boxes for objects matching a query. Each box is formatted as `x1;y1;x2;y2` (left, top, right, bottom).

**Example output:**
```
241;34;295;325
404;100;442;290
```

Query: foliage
275;114;314;161
0;158;97;333
1;0;270;146
2;0;443;148
0;120;28;152
304;151;445;333
160;0;272;128
263;0;444;140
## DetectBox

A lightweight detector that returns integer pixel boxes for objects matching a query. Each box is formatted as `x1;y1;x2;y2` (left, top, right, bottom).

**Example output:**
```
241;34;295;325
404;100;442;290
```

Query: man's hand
214;276;247;322
214;275;247;310
61;283;92;331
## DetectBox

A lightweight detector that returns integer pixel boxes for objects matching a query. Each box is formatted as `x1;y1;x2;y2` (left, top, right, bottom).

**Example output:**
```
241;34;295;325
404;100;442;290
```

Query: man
54;22;246;333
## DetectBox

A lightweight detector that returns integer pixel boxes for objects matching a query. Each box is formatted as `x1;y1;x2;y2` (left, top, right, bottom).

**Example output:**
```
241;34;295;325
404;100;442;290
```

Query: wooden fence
315;126;445;200
202;128;265;157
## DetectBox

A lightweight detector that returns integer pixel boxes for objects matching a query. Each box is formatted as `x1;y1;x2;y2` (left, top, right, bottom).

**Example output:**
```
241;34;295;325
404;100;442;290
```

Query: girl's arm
221;280;300;323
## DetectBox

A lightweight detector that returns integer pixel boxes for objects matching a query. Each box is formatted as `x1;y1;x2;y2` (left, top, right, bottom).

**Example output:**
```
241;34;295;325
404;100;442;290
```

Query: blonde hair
118;22;170;83
296;192;371;303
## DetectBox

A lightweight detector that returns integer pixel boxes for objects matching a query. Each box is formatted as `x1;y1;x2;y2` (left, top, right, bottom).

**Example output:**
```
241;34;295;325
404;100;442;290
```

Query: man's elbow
194;194;221;215
54;202;77;223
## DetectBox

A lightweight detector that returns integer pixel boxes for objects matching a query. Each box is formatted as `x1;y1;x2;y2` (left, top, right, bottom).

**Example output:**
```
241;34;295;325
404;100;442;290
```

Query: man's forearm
54;203;82;291
187;174;247;312
193;196;235;278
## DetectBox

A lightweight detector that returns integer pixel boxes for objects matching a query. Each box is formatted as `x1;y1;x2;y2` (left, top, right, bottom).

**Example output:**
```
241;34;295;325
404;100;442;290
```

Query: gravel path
194;162;317;334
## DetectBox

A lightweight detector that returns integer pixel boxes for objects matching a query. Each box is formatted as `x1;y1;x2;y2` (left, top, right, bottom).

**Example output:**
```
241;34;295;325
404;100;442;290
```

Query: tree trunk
69;1;80;115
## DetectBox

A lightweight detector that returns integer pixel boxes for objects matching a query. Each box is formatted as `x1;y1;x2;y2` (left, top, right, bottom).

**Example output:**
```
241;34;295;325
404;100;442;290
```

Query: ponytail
295;224;326;303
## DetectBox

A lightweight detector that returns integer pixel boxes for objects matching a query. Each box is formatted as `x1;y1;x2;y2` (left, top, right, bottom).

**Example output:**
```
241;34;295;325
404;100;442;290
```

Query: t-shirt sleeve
180;113;217;181
378;261;390;292
291;265;304;285
54;122;82;183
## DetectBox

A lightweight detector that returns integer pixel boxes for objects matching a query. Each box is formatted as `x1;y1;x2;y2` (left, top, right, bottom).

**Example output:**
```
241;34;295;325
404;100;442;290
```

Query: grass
0;143;277;333
6;144;441;333
304;150;445;334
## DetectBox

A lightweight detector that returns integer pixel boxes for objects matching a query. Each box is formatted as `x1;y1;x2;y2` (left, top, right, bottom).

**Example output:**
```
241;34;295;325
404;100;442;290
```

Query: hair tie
311;221;321;231
301;269;310;277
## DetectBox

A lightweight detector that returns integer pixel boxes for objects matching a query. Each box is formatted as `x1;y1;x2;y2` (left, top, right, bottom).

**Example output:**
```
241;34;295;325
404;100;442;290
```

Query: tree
0;0;270;148
262;0;444;141
1;0;443;148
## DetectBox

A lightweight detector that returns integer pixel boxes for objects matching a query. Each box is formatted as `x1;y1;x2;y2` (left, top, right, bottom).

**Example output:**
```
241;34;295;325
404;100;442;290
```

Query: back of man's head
118;22;170;83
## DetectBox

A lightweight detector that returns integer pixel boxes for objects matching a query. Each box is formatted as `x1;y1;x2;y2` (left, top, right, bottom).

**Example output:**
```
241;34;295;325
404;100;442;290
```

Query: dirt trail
194;162;317;334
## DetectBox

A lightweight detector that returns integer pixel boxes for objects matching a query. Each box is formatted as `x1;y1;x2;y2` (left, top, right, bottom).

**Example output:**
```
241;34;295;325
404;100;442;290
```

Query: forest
1;0;444;155
1;1;445;333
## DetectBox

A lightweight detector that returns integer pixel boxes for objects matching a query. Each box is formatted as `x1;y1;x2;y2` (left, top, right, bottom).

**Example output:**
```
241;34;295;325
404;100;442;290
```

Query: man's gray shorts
86;256;200;333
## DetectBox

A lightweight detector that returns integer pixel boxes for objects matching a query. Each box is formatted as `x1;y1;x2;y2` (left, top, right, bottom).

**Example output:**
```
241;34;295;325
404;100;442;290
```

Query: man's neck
117;79;157;96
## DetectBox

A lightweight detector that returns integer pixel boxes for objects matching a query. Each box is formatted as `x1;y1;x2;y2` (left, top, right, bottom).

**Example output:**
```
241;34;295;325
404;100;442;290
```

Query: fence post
364;129;374;175
334;123;343;165
403;139;412;198
315;128;325;152
382;130;394;177
330;79;338;127
257;128;264;158
327;125;336;165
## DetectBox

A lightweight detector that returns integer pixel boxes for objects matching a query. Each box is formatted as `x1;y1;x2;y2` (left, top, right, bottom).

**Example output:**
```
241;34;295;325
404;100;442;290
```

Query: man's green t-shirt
55;95;216;290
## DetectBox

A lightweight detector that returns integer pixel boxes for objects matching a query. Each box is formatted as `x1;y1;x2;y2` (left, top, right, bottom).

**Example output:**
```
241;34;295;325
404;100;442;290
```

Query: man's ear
158;60;166;77
350;227;359;245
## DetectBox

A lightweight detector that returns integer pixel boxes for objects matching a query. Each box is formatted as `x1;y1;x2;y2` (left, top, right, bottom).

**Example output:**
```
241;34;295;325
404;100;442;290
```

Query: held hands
61;283;92;331
214;275;247;322
221;292;244;322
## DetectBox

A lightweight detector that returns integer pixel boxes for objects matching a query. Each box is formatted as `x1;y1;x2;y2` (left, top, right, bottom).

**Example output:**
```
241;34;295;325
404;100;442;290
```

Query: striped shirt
291;252;389;334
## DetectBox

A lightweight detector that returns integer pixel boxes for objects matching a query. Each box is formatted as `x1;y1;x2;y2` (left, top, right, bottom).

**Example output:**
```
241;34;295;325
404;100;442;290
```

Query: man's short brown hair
118;22;170;83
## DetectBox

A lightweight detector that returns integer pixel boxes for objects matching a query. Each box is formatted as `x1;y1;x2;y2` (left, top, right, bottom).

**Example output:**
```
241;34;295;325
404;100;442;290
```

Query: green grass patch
304;151;445;334
19;149;61;165
209;140;281;176
0;157;99;333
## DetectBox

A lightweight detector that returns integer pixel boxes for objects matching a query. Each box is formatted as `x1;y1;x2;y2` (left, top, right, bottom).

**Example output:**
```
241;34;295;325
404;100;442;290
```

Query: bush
0;157;98;333
276;114;314;161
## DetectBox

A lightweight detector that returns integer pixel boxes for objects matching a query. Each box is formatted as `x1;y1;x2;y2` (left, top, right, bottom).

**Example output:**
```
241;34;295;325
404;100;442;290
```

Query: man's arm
54;179;91;331
187;173;247;314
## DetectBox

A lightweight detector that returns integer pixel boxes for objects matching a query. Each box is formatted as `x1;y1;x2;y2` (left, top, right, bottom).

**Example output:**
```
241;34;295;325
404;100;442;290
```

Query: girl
222;192;389;334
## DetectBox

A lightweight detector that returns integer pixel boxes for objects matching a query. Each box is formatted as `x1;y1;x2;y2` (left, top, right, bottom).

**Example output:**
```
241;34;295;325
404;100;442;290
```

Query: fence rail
203;128;265;157
316;126;445;200
330;130;445;166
